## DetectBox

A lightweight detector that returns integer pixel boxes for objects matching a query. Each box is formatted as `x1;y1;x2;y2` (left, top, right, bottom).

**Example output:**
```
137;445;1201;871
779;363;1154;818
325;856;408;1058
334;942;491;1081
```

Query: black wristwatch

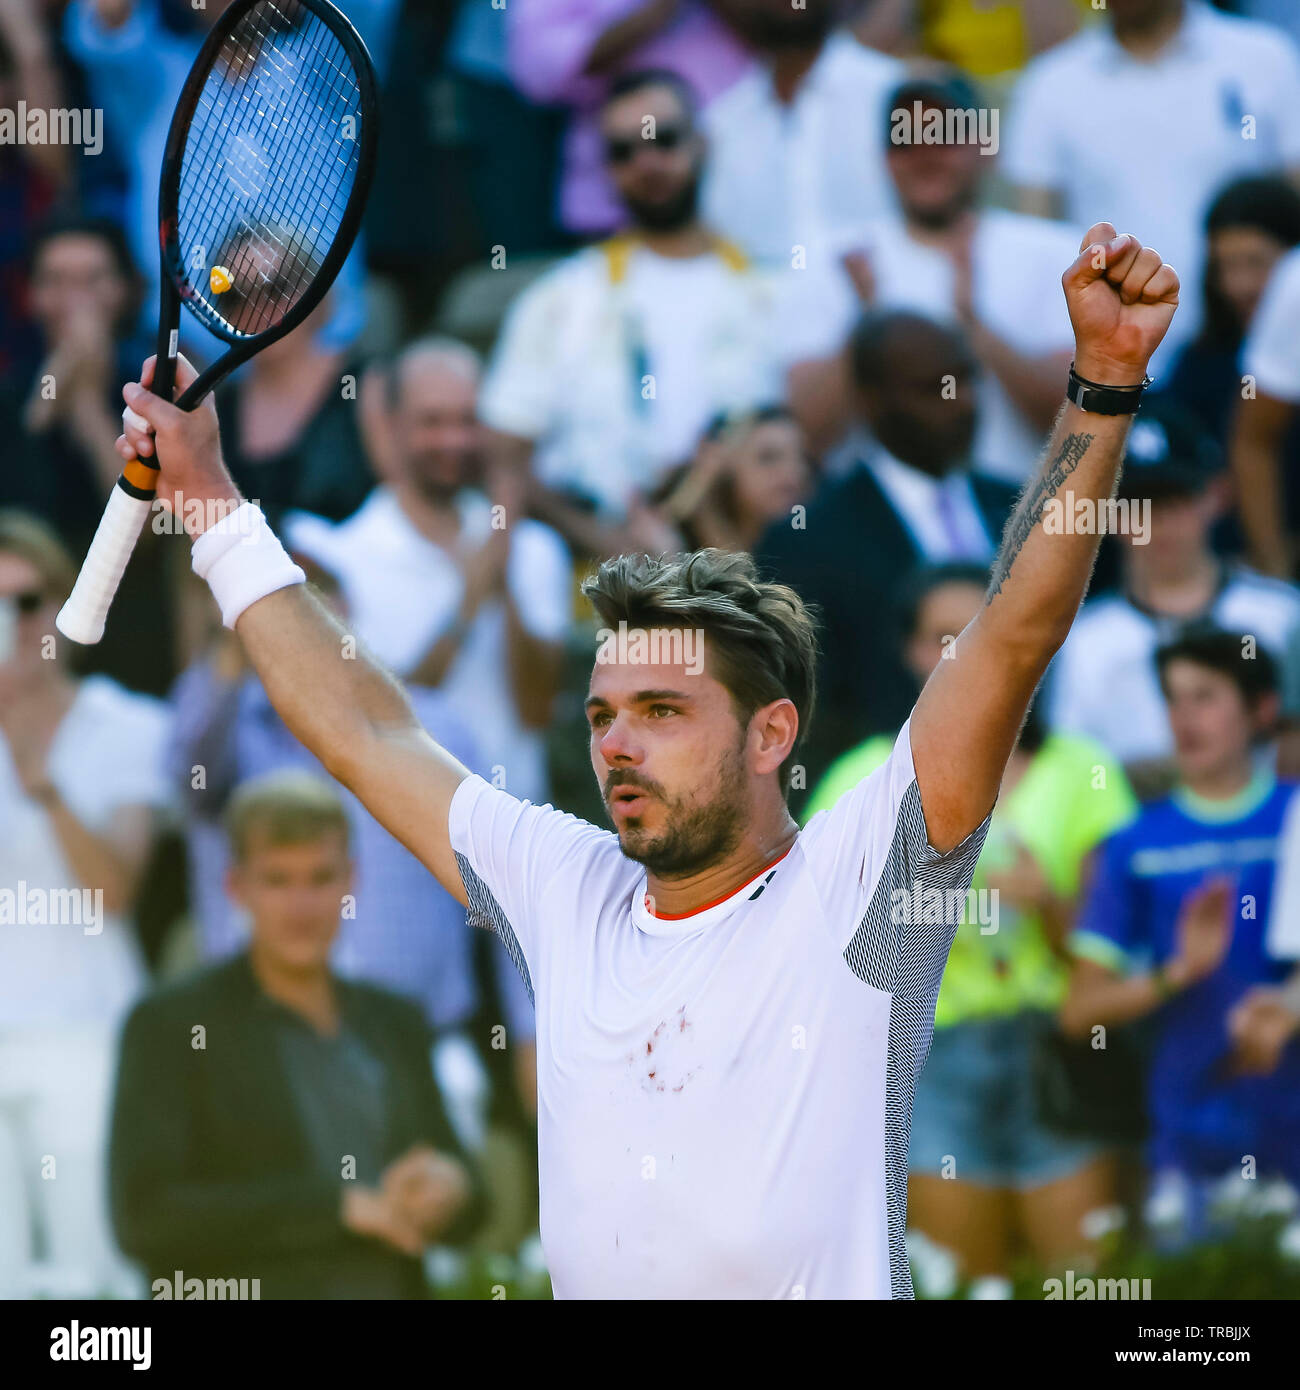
1066;363;1153;416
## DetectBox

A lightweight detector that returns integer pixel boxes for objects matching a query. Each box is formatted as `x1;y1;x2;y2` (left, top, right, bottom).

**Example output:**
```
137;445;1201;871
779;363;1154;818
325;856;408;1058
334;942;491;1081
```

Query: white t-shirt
1003;1;1300;373
779;209;1081;483
449;721;989;1299
701;31;903;267
286;488;572;805
479;243;782;518
1243;245;1300;402
0;677;168;1027
1049;569;1300;763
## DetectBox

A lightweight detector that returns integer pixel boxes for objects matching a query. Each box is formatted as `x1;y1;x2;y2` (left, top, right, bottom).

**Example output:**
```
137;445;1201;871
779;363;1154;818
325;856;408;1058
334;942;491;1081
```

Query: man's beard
407;454;467;505
625;171;701;234
903;184;976;232
607;742;750;877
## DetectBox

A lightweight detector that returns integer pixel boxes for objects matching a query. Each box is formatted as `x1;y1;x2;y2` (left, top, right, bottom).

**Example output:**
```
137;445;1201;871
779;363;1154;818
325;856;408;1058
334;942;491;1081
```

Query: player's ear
752;697;799;779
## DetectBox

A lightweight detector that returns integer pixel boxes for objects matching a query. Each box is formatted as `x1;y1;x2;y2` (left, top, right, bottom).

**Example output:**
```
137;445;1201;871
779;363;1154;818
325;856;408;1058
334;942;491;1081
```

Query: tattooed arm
909;224;1180;852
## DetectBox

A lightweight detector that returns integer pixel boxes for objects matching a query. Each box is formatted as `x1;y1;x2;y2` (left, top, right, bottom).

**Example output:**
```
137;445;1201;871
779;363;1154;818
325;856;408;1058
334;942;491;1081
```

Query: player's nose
596;713;642;765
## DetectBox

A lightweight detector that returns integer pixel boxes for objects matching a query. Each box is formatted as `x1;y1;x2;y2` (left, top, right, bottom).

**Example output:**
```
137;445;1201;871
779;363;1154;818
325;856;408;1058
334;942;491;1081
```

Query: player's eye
588;710;613;730
648;704;678;719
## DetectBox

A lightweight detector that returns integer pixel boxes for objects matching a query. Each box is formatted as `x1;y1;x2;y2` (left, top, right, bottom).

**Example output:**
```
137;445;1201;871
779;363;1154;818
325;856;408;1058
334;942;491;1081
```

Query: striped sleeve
801;720;991;993
448;774;609;1002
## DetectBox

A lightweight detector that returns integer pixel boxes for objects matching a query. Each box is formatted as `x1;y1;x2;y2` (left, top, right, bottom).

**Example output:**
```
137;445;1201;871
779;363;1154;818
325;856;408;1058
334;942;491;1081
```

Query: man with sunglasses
480;68;783;561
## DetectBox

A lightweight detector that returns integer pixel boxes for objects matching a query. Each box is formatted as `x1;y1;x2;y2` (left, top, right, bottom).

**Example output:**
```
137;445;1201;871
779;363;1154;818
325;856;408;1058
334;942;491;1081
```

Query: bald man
286;336;573;808
755;309;1020;794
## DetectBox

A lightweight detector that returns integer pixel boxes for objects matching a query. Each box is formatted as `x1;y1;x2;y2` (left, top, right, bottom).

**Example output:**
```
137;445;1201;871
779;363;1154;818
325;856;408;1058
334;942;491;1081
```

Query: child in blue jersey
1064;628;1300;1228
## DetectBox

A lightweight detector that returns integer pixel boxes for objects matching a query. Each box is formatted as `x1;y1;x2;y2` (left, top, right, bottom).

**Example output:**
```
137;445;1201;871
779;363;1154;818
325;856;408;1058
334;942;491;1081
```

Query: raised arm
119;358;473;907
910;224;1179;852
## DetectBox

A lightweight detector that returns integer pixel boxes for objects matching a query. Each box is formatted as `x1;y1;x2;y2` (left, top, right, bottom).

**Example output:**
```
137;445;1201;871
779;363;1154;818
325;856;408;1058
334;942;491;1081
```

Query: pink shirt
509;0;752;234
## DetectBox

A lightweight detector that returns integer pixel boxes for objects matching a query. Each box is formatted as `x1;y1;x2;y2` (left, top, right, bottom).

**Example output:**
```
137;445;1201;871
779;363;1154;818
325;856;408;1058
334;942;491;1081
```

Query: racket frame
57;0;378;644
152;0;381;418
117;0;381;498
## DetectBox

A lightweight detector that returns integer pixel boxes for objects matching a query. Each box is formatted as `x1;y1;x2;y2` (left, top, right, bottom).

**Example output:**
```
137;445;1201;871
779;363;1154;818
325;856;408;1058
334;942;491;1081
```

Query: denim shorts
908;1012;1105;1189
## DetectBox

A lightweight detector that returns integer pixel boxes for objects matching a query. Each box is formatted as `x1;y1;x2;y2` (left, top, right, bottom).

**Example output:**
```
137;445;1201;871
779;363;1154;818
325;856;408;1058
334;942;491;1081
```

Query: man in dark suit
110;771;485;1299
755;309;1019;800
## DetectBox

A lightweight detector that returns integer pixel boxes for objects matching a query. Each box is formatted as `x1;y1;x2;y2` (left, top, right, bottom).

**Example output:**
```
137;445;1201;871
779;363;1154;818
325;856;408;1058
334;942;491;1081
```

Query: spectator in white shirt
481;69;783;558
782;69;1080;480
1231;244;1300;578
1003;0;1300;375
1048;397;1300;797
287;339;572;807
0;511;168;1298
701;0;903;267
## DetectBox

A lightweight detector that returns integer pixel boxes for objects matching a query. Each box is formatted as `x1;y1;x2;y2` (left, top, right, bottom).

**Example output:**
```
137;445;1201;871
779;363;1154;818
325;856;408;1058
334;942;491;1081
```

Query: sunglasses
5;589;45;616
605;125;688;165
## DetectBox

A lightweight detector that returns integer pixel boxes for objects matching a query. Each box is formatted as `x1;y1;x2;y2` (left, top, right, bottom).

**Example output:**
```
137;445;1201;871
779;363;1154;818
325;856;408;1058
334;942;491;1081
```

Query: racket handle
56;472;156;645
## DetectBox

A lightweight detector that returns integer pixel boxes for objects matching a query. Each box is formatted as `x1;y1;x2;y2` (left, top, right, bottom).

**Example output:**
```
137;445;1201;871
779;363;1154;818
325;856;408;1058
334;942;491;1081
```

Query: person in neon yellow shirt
804;560;1136;1291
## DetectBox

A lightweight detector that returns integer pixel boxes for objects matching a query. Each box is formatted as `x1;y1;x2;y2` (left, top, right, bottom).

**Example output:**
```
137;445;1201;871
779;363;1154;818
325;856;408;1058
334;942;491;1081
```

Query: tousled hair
581;549;819;797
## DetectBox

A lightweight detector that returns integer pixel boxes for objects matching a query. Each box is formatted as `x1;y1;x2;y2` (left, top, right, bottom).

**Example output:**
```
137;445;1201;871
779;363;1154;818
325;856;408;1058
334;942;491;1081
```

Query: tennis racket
56;0;379;645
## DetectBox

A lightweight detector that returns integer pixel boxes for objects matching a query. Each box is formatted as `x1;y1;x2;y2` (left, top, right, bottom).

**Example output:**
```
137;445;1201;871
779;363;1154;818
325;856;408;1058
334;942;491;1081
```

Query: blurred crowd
4;0;1300;1299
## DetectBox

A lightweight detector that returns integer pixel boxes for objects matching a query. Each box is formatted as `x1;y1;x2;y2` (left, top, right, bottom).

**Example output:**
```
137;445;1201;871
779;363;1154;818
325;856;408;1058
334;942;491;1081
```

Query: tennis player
118;223;1178;1298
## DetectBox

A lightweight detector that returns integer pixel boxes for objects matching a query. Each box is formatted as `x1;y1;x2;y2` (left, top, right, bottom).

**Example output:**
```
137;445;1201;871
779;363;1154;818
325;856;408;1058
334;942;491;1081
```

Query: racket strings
175;0;366;340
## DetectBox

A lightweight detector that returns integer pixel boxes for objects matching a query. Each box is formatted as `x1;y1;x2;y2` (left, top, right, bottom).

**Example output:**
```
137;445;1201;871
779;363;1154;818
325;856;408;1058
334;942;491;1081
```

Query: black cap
883;69;983;148
1116;396;1222;500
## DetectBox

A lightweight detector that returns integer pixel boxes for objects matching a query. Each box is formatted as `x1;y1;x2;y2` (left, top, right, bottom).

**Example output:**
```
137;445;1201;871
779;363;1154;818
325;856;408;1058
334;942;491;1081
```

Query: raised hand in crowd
1167;876;1235;992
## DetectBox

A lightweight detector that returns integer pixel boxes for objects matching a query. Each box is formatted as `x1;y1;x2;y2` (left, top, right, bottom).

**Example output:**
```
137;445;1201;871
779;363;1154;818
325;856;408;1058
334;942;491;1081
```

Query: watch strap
1066;364;1153;416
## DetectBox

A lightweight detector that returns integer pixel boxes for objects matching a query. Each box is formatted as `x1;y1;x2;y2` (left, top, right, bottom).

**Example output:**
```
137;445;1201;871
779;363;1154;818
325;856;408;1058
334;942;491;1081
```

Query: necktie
935;483;976;559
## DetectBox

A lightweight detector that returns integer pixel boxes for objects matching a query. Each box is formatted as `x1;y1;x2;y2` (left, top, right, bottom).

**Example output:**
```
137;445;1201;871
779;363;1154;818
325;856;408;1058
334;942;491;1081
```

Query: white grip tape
190;501;306;629
55;484;154;645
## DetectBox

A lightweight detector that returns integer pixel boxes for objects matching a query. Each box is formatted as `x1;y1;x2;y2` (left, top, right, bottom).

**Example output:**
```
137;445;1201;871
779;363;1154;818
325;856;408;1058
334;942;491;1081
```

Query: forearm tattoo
986;431;1095;601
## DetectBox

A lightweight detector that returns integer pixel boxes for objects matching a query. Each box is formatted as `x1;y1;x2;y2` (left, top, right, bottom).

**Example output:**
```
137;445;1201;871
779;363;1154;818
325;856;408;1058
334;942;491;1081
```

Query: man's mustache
604;772;664;804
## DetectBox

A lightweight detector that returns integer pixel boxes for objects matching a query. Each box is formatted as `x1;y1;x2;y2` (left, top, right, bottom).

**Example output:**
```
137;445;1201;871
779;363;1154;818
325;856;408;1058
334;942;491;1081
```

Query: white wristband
191;501;306;629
